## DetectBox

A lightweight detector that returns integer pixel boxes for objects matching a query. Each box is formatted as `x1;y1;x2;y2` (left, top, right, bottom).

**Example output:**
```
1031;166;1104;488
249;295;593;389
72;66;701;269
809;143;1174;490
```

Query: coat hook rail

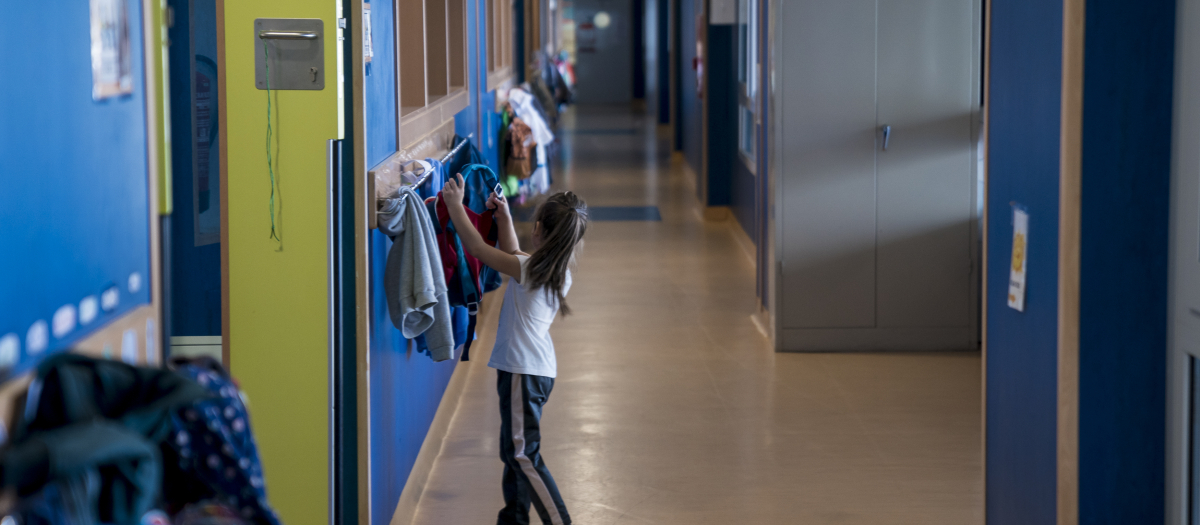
377;133;474;208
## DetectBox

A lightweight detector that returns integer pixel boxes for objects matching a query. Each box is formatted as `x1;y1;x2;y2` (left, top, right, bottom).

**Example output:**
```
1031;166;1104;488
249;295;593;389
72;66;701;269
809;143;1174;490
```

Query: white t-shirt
489;254;571;378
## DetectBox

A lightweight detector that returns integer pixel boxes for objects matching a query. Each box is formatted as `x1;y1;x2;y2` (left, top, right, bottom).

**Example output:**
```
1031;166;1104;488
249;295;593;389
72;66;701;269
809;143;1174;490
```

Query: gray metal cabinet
573;0;634;104
775;0;980;350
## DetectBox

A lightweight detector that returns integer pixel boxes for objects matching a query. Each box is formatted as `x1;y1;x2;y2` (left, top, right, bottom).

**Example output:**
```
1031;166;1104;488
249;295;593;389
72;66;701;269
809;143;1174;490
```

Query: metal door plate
254;18;324;90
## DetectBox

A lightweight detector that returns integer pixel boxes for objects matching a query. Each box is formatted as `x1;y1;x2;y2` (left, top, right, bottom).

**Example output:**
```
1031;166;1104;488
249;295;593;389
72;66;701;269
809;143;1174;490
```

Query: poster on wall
89;0;133;100
1008;205;1029;312
194;56;221;246
192;0;221;246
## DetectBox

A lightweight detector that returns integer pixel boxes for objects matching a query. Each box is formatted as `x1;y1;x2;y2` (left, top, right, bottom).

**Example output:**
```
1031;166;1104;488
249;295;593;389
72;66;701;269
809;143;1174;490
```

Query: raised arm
488;192;522;255
443;174;524;281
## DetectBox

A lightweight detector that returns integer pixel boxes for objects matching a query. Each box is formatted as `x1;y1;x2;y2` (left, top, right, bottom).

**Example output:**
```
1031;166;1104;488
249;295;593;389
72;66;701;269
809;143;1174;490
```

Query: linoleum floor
409;106;983;525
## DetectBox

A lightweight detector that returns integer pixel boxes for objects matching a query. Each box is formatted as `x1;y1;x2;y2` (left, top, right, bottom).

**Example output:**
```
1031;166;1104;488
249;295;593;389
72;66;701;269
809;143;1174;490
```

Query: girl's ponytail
526;192;588;315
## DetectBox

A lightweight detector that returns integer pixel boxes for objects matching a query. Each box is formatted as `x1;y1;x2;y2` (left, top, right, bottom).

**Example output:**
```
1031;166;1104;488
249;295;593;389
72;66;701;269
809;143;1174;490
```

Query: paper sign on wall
89;0;133;100
1008;205;1029;312
363;3;374;64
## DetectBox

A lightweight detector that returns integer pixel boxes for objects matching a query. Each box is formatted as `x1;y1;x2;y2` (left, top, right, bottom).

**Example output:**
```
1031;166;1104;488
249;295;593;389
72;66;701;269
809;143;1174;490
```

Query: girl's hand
487;191;511;221
443;174;466;208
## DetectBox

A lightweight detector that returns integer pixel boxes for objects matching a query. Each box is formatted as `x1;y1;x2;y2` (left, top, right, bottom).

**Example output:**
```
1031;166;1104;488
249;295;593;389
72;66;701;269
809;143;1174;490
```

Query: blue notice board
0;0;153;372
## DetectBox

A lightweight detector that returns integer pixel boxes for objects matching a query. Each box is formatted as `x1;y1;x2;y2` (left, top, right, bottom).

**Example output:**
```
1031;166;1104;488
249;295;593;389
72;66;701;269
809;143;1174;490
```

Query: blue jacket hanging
427;163;504;361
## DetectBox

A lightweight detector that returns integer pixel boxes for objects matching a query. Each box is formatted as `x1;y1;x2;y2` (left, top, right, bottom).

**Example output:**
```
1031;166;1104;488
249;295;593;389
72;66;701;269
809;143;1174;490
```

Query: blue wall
705;25;734;207
367;235;458;525
366;0;399;167
732;157;754;239
632;0;646;100
364;0;502;522
167;0;223;337
984;1;1063;523
676;3;736;208
363;0;441;510
656;0;670;124
0;0;153;371
476;89;504;173
987;1;1179;520
1077;0;1174;521
678;0;702;174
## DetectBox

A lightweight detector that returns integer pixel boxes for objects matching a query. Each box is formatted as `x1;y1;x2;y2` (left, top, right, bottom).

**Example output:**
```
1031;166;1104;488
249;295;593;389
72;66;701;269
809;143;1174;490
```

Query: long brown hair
526;192;588;315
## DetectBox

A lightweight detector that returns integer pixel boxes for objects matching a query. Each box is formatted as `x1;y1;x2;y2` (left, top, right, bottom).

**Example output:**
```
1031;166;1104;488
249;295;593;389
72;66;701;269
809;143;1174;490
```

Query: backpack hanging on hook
426;163;504;361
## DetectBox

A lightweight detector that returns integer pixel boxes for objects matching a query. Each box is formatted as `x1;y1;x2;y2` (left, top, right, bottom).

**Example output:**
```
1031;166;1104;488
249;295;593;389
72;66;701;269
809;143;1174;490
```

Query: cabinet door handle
259;30;319;40
882;125;891;151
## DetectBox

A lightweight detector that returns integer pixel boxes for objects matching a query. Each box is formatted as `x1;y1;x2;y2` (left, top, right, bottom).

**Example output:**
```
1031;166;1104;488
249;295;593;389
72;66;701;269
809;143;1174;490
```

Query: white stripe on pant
509;373;566;525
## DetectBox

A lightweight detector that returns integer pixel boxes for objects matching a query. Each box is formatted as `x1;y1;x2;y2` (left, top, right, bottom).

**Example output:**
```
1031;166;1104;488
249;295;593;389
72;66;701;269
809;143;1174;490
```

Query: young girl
442;175;588;525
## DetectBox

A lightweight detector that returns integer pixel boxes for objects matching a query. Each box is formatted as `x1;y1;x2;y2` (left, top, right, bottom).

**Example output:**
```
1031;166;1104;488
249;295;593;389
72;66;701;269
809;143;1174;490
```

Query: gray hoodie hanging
378;185;455;361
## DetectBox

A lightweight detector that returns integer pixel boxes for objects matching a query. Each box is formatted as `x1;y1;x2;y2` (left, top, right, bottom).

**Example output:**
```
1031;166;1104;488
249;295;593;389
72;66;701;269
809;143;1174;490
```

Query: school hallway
406;106;983;525
11;0;1191;521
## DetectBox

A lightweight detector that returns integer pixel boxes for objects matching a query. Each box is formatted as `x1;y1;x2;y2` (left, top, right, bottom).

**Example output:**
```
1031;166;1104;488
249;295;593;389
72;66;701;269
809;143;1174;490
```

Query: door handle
882;125;891;151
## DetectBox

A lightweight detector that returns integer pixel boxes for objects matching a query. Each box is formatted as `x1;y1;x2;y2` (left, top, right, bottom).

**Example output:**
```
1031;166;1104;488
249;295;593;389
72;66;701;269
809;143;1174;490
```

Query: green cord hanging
264;41;280;242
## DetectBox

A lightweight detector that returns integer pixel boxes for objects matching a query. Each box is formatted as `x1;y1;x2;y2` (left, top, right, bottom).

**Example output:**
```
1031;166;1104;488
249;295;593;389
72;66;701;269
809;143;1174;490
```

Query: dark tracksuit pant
497;371;571;525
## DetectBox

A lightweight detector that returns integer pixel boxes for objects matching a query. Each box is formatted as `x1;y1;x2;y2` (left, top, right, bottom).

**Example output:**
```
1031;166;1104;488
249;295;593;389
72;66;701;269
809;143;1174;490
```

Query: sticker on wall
128;272;142;294
121;328;138;364
52;305;77;339
79;296;99;325
1008;204;1029;312
101;285;120;312
26;320;49;355
89;0;133;100
0;334;18;368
